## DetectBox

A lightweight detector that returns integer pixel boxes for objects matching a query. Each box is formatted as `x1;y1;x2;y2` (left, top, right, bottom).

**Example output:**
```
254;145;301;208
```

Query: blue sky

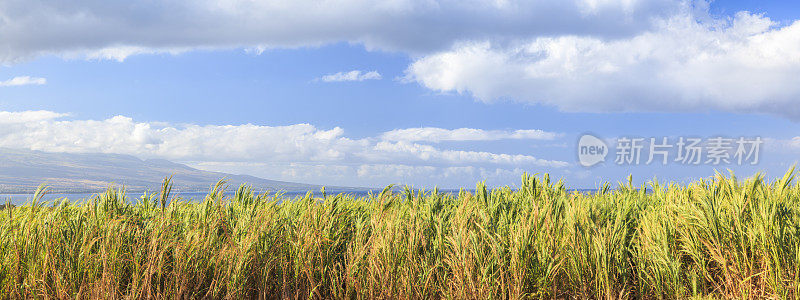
1;0;800;189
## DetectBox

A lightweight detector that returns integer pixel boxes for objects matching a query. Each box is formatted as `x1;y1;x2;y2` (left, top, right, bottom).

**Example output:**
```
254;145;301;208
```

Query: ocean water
0;190;374;206
0;188;598;206
0;189;472;206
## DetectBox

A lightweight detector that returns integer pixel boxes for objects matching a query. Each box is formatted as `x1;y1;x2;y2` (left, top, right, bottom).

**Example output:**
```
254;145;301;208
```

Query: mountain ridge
0;148;361;193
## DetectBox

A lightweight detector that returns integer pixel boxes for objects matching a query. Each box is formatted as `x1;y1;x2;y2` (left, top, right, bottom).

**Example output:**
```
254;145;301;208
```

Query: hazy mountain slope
0;148;344;193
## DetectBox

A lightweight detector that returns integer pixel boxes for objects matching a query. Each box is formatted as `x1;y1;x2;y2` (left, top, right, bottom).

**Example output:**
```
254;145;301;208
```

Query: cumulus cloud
368;141;567;167
406;10;800;119
0;0;682;63
4;0;799;118
320;70;382;82
0;76;46;86
0;111;365;162
0;110;567;186
3;1;800;118
381;127;559;143
0;111;65;122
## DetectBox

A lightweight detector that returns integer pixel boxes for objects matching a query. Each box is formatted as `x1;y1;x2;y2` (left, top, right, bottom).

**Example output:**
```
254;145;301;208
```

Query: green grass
1;169;800;299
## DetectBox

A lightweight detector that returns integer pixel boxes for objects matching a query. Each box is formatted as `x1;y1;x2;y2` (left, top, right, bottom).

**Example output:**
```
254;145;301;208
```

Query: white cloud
320;70;382;82
406;10;800;119
0;76;46;86
381;127;559;142
369;141;567;167
3;1;800;118
0;111;66;123
79;46;192;62
0;110;568;187
0;0;681;63
0;112;365;163
4;0;800;118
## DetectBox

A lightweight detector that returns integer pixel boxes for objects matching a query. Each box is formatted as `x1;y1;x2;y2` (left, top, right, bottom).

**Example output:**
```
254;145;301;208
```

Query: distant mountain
0;148;355;193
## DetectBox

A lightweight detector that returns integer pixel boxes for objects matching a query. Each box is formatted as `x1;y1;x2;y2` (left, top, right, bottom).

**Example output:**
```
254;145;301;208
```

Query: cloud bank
0;0;681;63
3;1;800;118
381;127;559;143
405;10;800;118
0;111;567;187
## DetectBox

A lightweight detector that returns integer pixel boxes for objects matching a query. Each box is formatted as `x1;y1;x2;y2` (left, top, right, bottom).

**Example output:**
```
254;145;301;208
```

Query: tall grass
1;170;799;299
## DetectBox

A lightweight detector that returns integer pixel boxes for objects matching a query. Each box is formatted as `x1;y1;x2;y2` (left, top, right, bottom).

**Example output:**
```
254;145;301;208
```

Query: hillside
0;148;347;193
